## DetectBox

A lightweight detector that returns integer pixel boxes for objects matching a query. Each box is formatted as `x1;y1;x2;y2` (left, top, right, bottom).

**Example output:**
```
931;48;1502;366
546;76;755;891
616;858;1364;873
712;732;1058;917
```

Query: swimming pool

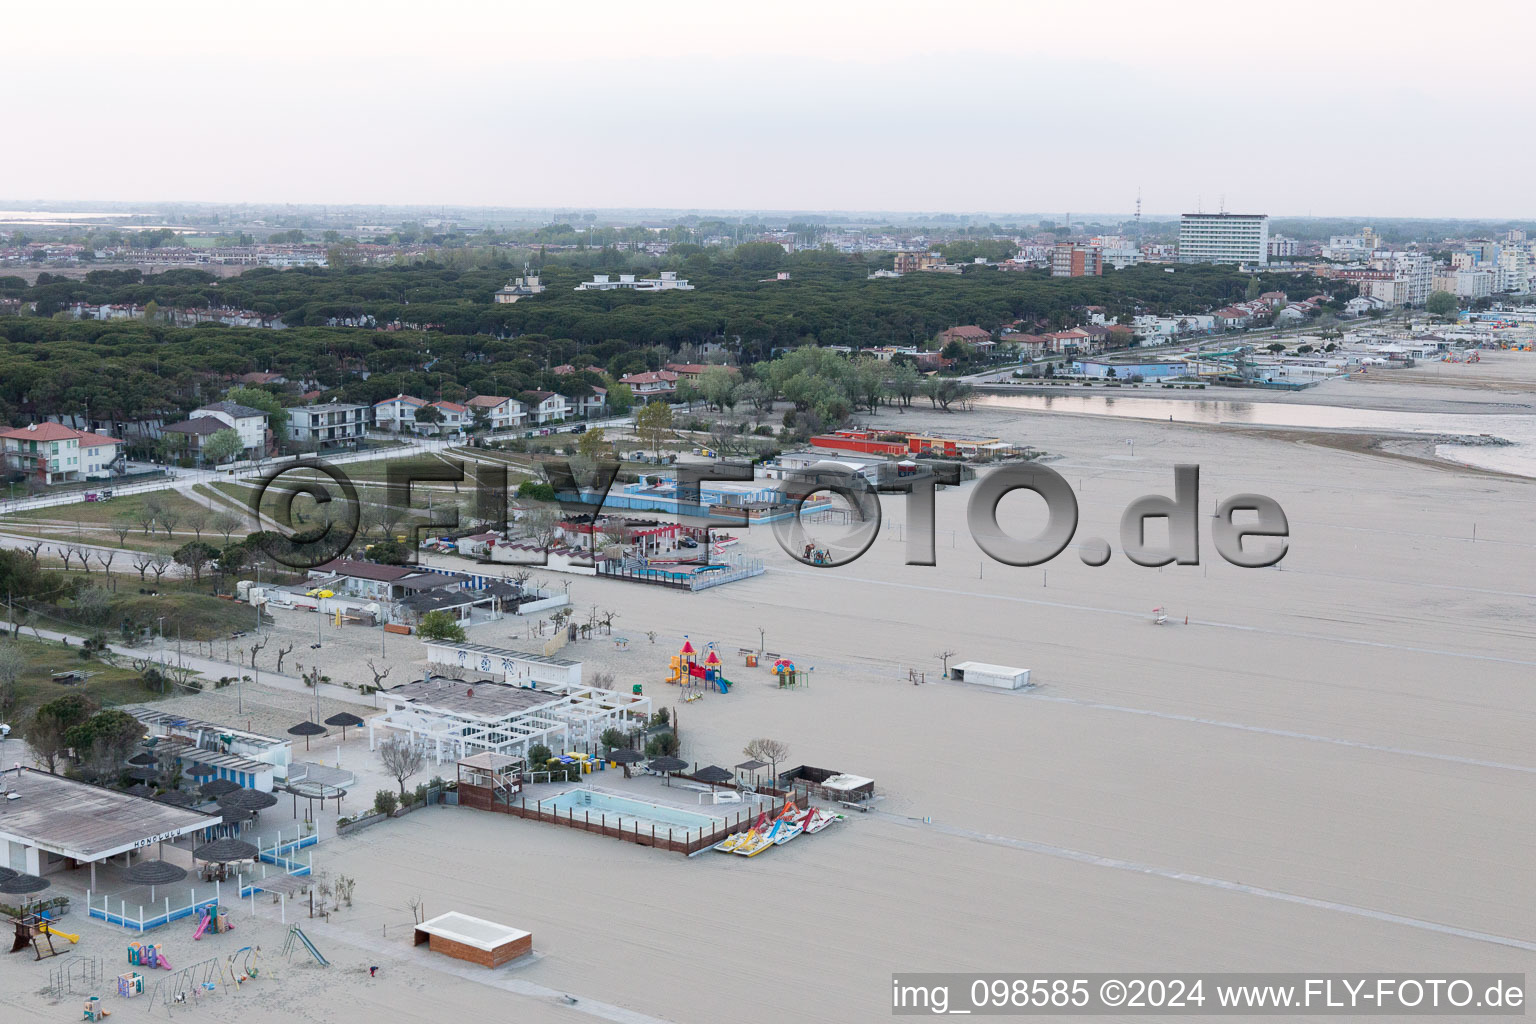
539;788;724;834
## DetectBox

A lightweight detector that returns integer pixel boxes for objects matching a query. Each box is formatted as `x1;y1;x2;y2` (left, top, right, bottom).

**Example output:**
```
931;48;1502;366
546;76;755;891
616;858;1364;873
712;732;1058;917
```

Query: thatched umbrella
156;790;195;807
0;866;17;883
126;764;160;782
201;778;241;799
192;838;258;863
122;859;187;901
647;755;687;786
735;758;767;788
127;752;158;766
220;789;278;812
0;873;51;895
287;721;327;751
184;762;217;779
692;765;732;792
324;711;364;741
218;804;253;826
607;748;643;778
125;783;155;798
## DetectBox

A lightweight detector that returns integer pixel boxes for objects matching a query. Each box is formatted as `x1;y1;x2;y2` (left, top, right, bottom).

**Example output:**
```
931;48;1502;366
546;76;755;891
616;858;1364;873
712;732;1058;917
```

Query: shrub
372;789;399;815
651;707;669;727
528;743;552;766
413;782;429;805
644;731;680;758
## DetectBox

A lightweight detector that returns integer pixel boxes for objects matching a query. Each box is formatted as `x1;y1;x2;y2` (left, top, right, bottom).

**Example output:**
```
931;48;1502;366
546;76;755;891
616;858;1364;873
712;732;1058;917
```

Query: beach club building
121;707;290;789
1070;359;1192;380
0;767;220;886
367;665;651;765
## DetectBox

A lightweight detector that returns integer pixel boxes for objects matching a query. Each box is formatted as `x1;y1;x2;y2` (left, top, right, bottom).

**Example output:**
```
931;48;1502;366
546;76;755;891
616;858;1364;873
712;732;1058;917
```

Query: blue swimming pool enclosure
539;788;723;832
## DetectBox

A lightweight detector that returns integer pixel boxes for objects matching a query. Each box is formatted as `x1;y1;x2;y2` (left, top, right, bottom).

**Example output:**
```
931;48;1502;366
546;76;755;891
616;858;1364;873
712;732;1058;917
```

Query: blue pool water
540;788;724;832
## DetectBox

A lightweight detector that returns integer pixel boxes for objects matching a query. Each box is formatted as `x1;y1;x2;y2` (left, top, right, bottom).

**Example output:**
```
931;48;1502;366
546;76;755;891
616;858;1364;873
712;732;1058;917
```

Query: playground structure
49;956;104;998
128;940;172;970
82;996;111;1021
147;956;228;1013
665;638;734;696
227;946;263;987
9;912;71;960
282;925;329;966
192;902;233;940
769;657;810;688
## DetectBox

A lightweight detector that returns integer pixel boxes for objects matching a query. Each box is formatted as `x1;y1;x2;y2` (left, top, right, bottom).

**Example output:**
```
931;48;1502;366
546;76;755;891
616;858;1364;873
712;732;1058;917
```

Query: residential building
492;275;546;303
619;370;680;401
289;402;368;447
892;251;942;274
422;401;469;436
522;391;569;425
373;394;428;432
664;362;740;383
570;387;607;418
1454;268;1495;301
937;326;995;347
0;423;123;484
574;271;693;291
1267;235;1300;258
1050;243;1102;277
1497;248;1531;294
465;395;527;431
192;401;269;455
1178;213;1269;265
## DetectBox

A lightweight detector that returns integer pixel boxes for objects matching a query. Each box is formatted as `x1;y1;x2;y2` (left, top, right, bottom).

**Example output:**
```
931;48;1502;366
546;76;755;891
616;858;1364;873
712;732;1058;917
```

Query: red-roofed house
620;370;679;401
0;423;124;484
373;394;428;432
938;326;994;348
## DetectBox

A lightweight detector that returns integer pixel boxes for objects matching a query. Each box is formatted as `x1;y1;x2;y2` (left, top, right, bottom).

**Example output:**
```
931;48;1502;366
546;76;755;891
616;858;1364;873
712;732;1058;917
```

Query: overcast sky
8;0;1533;218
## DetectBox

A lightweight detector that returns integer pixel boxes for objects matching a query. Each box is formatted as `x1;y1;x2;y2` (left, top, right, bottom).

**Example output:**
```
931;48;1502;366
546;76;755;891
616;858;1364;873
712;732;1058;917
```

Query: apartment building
465;395;527;431
1178;213;1269;265
289;402;368;447
373;394;428;431
1050;243;1103;277
0;423;123;485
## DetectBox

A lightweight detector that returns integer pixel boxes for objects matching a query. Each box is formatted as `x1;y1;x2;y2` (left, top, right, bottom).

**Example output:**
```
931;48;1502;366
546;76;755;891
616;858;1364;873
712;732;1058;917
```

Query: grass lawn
0;488;209;531
3;633;161;720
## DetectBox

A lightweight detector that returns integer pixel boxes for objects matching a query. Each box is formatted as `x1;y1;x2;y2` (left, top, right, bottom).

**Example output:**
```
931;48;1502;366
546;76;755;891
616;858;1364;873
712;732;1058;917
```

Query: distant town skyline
10;0;1535;218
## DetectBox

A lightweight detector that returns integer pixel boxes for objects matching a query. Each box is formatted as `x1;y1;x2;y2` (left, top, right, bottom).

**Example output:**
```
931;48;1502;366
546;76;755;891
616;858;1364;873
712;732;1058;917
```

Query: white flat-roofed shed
414;911;532;967
949;661;1033;690
424;641;582;687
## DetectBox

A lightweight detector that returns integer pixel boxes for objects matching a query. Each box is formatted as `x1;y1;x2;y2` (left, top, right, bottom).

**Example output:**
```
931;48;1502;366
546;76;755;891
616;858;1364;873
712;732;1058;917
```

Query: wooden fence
458;783;803;856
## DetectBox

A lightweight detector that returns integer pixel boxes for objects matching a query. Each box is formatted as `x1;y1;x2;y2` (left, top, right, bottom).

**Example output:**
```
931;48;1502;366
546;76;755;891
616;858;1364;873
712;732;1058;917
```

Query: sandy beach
4;357;1535;1023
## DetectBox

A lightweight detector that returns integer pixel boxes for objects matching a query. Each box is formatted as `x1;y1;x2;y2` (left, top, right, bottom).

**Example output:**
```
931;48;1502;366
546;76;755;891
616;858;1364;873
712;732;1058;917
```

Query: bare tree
22;540;43;565
742;738;790;784
365;659;392;692
132;552;153;581
275;641;294;674
111;512;135;547
600;608;618;634
378;734;427;798
185;504;209;542
72;543;92;574
212;510;243;546
136;500;159;535
248;635;268;669
158;506;180;539
148;554;171;584
96;549;116;576
57;545;76;572
936;649;957;677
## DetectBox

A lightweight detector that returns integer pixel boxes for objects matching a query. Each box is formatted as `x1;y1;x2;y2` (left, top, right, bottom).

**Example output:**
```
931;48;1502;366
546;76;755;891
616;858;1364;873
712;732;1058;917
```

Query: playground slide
38;922;79;943
193;912;211;940
715;677;733;692
292;927;329;966
157;954;172;970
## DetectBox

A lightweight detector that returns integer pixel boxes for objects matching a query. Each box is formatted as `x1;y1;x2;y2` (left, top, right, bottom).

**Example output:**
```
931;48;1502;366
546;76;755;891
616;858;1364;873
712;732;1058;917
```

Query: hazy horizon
9;0;1535;217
